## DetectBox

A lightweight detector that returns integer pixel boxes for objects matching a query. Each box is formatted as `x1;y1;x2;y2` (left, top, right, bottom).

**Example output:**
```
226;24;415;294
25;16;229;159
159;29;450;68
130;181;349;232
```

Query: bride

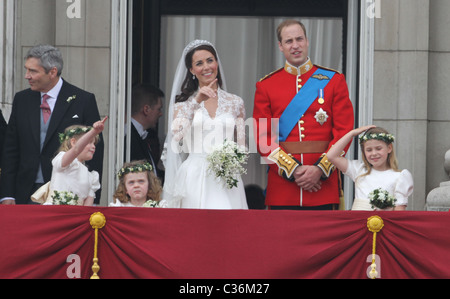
162;40;248;210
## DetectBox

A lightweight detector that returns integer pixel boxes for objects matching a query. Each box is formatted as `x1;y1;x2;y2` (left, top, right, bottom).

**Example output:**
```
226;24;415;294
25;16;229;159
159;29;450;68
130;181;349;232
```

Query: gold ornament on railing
367;215;384;279
89;212;106;279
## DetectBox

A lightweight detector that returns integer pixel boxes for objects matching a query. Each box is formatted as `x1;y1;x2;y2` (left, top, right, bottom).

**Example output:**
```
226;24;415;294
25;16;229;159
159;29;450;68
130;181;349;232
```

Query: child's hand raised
352;125;376;136
93;116;108;134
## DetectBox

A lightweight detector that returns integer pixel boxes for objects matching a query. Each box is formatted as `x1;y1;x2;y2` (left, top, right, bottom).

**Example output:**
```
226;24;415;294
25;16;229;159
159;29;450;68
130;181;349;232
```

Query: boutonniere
67;95;76;103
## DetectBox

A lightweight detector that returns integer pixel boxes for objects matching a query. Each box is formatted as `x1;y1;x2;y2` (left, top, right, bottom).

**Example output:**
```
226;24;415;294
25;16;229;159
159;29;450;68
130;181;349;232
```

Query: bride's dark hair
175;44;223;103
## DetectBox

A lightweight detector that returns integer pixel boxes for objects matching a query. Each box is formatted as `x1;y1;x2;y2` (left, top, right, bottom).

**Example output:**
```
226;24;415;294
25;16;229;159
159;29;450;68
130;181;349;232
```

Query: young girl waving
327;126;413;211
32;117;107;206
110;160;163;207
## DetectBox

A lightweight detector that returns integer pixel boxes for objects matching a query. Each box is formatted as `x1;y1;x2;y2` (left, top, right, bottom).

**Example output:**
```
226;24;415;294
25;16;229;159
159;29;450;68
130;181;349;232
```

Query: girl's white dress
165;88;248;209
109;199;138;207
44;151;100;205
345;160;414;210
109;198;166;208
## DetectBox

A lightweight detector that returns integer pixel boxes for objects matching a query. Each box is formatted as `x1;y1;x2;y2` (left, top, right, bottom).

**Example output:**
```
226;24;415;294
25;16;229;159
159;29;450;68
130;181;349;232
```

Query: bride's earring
192;74;196;80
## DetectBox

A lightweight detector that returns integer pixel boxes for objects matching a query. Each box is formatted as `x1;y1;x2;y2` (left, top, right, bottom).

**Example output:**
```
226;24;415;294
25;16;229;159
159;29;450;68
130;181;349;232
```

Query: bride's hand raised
195;79;218;103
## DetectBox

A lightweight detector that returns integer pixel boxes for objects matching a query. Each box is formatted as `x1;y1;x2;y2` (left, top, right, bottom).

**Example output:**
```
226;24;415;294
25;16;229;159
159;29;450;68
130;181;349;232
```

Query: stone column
55;0;111;116
55;0;112;206
426;0;450;203
373;0;430;210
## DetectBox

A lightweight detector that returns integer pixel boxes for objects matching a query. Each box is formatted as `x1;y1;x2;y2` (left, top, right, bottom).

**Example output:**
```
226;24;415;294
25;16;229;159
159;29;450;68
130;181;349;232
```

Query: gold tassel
367;216;384;279
89;212;106;279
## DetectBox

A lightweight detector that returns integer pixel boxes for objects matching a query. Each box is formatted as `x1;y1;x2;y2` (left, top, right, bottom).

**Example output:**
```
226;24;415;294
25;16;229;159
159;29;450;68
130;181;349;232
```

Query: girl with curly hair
110;160;163;207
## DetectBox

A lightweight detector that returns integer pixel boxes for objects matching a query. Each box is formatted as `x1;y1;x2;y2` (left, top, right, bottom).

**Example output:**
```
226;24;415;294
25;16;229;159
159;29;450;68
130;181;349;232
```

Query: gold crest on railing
89;212;106;279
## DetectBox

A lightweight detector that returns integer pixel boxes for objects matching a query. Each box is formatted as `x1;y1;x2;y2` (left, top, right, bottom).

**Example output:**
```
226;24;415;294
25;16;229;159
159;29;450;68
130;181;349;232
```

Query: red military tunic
253;60;354;207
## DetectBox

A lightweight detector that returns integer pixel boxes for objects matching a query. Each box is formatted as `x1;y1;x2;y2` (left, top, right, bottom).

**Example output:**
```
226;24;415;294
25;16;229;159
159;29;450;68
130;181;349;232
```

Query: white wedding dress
166;88;248;209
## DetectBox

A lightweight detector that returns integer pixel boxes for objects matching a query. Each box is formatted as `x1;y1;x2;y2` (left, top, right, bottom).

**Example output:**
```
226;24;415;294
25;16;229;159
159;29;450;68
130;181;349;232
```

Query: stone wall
373;0;450;210
426;0;450;206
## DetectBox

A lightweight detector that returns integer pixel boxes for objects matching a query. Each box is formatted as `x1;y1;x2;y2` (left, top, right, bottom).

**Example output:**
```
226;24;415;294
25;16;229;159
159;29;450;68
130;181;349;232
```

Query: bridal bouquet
207;139;248;189
368;188;397;210
52;190;79;205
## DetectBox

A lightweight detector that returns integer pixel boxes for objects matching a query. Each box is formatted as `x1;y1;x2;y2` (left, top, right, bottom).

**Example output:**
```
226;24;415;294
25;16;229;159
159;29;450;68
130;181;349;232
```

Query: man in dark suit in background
128;84;164;182
0;44;104;205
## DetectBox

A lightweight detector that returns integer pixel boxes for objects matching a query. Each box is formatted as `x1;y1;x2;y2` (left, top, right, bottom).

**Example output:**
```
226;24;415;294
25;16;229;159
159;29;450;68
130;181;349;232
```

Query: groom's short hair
277;19;308;43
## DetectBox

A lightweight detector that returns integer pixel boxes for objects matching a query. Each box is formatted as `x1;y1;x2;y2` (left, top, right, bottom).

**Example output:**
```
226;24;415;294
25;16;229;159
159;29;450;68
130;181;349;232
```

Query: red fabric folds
1;206;450;279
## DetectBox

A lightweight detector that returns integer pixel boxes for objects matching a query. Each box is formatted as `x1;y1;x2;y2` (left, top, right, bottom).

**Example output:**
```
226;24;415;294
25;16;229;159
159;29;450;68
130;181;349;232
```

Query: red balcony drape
1;206;449;279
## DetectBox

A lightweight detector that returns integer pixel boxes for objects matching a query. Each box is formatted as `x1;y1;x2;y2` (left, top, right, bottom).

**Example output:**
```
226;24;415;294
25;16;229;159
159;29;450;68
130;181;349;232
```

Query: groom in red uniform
253;20;354;210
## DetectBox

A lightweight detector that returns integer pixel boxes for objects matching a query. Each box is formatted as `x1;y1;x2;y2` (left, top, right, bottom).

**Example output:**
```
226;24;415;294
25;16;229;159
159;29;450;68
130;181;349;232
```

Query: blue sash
279;69;335;142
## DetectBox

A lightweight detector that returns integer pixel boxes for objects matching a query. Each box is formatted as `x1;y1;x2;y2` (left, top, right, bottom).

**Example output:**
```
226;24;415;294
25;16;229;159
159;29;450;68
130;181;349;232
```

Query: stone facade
373;0;450;210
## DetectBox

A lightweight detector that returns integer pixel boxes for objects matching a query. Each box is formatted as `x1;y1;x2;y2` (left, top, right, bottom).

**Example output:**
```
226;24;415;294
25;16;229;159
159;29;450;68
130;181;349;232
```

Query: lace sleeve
235;96;246;149
219;90;246;149
171;98;201;143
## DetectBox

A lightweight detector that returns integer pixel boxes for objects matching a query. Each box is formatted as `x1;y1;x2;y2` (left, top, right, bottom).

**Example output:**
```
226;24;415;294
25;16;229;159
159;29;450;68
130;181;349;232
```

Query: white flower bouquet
368;188;397;210
52;190;79;205
143;199;160;208
207;139;248;189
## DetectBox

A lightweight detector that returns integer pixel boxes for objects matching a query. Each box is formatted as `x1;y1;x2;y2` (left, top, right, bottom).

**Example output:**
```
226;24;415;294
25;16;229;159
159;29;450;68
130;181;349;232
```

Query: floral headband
117;162;153;179
59;127;92;144
359;132;395;144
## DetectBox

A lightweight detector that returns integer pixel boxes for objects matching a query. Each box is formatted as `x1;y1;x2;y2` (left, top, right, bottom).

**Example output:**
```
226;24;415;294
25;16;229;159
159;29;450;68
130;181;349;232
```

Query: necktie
40;94;51;124
146;133;161;162
145;136;158;176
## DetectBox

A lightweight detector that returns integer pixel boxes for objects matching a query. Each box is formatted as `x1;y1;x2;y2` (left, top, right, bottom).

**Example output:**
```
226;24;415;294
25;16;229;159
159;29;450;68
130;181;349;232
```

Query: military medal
315;108;328;125
318;89;325;105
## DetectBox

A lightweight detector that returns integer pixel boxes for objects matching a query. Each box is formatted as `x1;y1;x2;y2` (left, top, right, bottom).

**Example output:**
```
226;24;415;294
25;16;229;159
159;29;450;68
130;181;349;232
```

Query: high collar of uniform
284;59;313;76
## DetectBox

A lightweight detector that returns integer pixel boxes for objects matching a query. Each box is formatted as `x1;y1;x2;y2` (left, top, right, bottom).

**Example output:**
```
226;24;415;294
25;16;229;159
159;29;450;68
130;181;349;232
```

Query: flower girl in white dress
327;125;413;211
32;117;107;206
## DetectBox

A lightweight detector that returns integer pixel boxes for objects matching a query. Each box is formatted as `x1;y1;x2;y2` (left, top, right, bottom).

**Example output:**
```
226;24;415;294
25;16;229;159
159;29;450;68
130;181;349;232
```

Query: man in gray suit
0;45;104;204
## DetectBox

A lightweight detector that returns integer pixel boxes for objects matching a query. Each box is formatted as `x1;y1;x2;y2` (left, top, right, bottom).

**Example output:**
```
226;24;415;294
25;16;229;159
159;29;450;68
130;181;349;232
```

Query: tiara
183;39;214;56
359;132;395;144
59;127;92;144
117;162;153;179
